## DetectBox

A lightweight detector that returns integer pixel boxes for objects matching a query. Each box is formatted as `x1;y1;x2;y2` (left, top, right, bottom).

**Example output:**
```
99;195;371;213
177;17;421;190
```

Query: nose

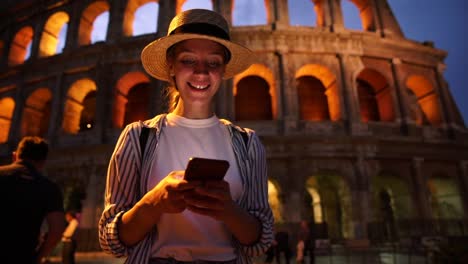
193;61;208;74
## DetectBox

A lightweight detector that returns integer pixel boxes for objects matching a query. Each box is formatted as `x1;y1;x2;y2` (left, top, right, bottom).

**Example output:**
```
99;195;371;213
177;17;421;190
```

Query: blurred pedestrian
274;231;291;264
0;136;65;264
296;220;314;264
62;211;79;264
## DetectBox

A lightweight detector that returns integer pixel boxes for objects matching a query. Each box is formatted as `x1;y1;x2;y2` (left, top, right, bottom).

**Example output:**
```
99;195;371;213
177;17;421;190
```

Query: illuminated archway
428;174;463;219
8;26;33;65
62;79;97;134
369;172;413;241
21;88;52;137
296;64;340;121
78;1;110;46
268;180;283;223
406;75;442;126
356;69;395;122
124;0;159;37
113;72;150;128
234;63;277;119
39;11;69;57
235;76;272;121
0;97;15;143
305;171;352;239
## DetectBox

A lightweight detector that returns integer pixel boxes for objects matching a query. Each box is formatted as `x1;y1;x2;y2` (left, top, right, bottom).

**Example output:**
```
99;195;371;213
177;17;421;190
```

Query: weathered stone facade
1;0;467;257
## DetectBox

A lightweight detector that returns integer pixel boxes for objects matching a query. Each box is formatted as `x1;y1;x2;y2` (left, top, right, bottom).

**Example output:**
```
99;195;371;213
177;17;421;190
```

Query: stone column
47;72;64;146
271;0;289;28
213;0;233;25
157;0;177;36
63;1;82;51
278;51;297;134
328;0;345;32
337;54;360;134
8;81;25;144
458;161;468;218
106;0;125;43
351;155;371;240
411;158;432;219
391;58;410;134
372;0;404;38
434;63;457;137
312;0;333;30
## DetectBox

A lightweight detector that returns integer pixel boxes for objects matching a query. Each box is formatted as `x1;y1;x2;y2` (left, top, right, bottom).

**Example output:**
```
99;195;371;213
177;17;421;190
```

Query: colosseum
1;0;467;262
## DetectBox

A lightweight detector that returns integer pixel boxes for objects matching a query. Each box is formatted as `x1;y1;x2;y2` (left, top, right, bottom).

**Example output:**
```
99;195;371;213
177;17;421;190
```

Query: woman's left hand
183;180;235;221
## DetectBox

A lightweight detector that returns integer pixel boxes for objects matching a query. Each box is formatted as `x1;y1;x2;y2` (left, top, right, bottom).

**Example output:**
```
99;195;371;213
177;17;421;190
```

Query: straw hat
141;9;253;82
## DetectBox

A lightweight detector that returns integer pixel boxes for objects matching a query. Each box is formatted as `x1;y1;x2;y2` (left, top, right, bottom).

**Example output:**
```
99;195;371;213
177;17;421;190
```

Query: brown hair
16;136;49;161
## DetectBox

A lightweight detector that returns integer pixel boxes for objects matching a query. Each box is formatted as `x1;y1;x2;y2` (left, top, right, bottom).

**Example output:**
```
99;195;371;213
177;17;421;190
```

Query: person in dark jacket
0;136;65;264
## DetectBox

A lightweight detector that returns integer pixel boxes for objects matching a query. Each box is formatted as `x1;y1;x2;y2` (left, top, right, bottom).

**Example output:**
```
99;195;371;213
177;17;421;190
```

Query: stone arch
8;26;33;65
233;63;276;120
268;179;284;223
305;170;353;240
427;173;463;219
179;0;213;13
347;0;376;31
21;88;52;138
369;171;412;241
232;0;268;26
113;72;150;128
39;11;69;57
62;78;97;134
78;0;110;46
123;0;159;37
406;75;442;126
356;68;395;122
296;64;340;121
0;97;15;143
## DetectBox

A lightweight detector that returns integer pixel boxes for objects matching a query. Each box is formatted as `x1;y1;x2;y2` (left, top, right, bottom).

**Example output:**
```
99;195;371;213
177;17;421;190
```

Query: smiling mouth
188;82;210;90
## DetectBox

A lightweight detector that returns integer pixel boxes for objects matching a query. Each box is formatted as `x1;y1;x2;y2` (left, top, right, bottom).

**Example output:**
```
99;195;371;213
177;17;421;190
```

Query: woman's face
169;39;227;108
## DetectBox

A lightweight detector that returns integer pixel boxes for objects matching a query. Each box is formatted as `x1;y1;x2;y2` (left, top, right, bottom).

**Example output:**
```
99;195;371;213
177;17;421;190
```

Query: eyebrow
177;47;225;57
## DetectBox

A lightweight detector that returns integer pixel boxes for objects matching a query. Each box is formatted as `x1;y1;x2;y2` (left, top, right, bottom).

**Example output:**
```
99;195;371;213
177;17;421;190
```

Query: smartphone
184;157;230;181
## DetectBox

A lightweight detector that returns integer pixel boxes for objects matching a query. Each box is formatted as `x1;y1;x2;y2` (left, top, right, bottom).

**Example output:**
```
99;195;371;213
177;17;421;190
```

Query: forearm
223;201;261;245
119;199;163;246
36;229;63;262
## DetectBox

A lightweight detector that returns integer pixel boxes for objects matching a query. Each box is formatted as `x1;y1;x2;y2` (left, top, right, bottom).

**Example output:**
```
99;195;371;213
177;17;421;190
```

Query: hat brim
141;33;253;82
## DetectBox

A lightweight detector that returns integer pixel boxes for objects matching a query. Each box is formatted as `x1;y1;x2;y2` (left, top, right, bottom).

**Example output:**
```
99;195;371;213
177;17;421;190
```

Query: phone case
184;157;230;181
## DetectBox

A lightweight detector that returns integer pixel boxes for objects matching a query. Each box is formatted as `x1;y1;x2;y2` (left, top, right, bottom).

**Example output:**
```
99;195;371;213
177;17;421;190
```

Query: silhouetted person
62;211;79;264
274;231;291;264
296;220;315;264
0;136;65;264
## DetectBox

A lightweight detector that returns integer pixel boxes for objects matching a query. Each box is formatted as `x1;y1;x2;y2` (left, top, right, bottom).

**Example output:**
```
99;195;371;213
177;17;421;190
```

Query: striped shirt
99;114;274;264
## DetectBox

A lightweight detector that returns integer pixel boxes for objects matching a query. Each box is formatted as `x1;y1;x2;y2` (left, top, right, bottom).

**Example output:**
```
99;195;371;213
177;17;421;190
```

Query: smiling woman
99;8;274;264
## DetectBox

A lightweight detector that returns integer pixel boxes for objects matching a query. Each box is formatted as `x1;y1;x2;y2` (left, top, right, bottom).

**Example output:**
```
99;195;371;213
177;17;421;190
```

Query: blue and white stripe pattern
99;114;274;264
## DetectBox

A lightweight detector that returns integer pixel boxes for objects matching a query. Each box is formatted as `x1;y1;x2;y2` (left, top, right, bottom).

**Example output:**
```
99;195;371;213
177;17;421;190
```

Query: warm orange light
0;97;15;143
8;26;33;65
79;1;110;46
39;11;69;57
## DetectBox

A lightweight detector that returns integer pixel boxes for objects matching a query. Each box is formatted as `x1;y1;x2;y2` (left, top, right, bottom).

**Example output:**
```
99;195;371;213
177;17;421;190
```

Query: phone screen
184;157;230;181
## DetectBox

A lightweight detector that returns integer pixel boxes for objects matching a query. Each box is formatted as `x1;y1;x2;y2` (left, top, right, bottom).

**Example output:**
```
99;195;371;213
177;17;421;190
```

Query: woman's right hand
120;170;196;246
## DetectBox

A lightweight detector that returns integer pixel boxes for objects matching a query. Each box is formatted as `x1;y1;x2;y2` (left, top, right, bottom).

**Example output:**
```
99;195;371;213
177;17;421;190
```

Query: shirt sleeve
237;130;274;256
98;123;142;257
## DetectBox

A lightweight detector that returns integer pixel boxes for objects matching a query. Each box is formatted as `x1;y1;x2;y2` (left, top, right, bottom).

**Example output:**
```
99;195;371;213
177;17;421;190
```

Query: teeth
190;83;209;89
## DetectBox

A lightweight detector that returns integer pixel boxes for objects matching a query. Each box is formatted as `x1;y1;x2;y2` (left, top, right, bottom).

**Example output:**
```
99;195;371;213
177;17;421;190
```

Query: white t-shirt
148;113;242;261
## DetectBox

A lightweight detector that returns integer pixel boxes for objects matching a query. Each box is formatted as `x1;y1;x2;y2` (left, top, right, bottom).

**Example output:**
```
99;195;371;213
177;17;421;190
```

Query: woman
99;9;274;264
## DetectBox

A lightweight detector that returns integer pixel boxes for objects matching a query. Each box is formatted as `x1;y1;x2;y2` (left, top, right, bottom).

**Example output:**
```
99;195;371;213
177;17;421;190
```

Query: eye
207;60;223;68
180;58;196;65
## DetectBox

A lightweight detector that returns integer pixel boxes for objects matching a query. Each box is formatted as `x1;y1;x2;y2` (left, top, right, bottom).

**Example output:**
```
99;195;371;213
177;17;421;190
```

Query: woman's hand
119;170;196;246
140;170;196;216
183;180;235;221
184;180;261;245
